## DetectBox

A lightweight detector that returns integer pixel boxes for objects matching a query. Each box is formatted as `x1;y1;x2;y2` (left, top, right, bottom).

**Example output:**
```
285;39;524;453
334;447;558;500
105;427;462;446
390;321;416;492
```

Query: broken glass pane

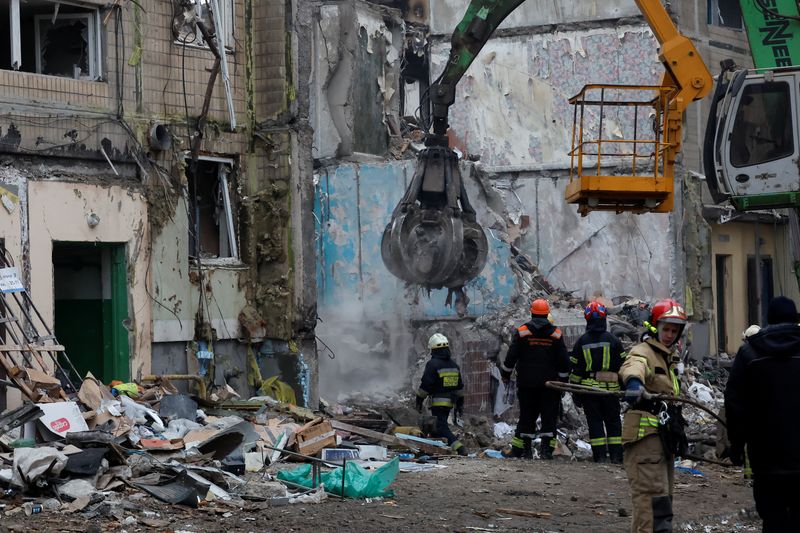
39;18;89;77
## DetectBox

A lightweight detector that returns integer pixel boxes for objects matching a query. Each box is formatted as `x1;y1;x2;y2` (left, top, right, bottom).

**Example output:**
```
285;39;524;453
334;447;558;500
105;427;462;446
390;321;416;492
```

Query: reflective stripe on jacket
619;338;680;445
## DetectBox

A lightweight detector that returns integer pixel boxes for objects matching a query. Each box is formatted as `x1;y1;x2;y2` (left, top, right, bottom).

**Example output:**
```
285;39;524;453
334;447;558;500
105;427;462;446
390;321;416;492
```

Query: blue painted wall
314;161;515;321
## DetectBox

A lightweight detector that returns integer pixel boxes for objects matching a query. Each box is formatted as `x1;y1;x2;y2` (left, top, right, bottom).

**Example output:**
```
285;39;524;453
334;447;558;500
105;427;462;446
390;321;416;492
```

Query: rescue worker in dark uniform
500;299;570;459
725;296;800;532
416;333;468;456
620;298;688;533
570;300;626;463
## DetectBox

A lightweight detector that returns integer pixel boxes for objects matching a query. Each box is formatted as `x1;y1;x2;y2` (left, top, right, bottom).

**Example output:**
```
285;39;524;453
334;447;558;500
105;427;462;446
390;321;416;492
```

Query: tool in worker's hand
545;380;726;427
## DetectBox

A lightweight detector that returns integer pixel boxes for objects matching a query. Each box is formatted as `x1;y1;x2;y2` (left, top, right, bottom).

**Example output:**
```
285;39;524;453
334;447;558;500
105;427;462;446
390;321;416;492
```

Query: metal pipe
218;165;238;259
341;458;347;501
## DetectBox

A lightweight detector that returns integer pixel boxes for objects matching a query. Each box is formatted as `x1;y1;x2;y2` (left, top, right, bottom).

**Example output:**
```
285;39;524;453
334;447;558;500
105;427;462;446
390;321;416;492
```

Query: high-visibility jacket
570;320;626;390
619;337;680;445
500;317;570;387
417;347;464;408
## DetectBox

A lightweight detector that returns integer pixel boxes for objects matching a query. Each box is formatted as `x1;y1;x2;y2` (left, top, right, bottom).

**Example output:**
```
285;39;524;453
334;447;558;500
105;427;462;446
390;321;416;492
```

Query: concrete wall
500;173;672;299
310;1;403;160
315;160;516;319
0;0;316;406
429;27;660;169
149;203;250;343
710;220;800;354
0;176;151;378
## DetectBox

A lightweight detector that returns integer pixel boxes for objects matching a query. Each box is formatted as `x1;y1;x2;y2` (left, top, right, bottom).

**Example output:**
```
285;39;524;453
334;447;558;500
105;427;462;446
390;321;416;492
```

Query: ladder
0;246;82;401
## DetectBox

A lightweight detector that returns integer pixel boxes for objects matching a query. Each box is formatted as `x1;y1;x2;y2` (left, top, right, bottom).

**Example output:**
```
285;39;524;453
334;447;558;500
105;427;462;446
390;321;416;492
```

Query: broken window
0;0;102;79
174;0;234;49
708;0;743;29
186;157;239;261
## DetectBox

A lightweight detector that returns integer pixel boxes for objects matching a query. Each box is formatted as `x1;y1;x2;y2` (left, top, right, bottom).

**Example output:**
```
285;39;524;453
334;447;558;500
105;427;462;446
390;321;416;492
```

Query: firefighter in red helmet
569;300;626;463
619;299;688;532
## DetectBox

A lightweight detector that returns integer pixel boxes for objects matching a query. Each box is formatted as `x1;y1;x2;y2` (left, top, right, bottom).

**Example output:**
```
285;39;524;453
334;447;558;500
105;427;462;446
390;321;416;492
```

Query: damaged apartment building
2;0;797;414
0;0;319;410
307;0;800;411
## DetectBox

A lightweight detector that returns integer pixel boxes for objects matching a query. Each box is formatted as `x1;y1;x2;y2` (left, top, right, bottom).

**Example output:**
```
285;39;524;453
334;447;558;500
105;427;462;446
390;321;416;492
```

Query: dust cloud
316;292;415;402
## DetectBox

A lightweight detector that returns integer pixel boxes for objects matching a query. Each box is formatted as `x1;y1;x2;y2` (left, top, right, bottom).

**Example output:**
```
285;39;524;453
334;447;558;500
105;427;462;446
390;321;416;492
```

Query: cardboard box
294;420;336;457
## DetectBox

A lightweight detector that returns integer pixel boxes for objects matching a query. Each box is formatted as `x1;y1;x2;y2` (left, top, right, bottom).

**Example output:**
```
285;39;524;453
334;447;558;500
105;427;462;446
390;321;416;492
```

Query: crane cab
705;67;800;211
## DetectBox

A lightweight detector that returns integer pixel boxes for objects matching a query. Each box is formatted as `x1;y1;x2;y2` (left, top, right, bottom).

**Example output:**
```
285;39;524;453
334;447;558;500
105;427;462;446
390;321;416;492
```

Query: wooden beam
329;420;450;455
0;345;65;352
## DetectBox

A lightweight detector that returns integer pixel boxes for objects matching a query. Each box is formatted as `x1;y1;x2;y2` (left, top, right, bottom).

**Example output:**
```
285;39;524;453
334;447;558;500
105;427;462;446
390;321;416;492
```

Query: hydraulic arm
382;0;712;300
381;0;525;305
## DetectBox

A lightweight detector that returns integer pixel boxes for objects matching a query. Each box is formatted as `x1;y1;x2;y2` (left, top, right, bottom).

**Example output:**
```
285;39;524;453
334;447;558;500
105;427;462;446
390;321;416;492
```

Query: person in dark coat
725;296;800;532
570;300;626;463
500;299;570;459
416;333;467;455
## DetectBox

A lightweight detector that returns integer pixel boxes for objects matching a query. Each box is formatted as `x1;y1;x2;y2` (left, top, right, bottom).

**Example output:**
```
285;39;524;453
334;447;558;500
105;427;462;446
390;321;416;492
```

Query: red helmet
530;299;550;316
650;299;687;326
584;301;607;320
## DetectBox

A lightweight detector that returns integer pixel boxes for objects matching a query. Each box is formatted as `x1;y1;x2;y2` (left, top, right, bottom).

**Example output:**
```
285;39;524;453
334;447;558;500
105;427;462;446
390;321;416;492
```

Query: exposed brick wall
461;340;495;416
253;0;288;121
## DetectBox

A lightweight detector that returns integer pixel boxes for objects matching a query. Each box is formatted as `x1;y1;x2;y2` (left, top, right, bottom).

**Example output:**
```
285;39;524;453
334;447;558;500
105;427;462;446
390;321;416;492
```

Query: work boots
502;436;526;458
609;446;624;464
592;447;609;463
523;437;533;459
452;440;469;456
540;439;554;460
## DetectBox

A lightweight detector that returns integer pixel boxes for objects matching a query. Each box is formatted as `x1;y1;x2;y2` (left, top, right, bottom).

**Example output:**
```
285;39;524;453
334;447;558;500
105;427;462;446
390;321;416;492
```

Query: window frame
185;155;240;263
707;0;744;30
6;0;103;80
33;11;101;80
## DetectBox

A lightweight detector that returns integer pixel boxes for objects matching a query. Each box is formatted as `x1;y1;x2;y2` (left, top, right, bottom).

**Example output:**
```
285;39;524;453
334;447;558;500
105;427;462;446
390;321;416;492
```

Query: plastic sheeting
277;457;399;498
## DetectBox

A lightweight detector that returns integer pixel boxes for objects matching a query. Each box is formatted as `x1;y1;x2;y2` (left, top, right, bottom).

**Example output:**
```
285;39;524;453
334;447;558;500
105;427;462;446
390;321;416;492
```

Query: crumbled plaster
311;0;403;159
431;26;660;168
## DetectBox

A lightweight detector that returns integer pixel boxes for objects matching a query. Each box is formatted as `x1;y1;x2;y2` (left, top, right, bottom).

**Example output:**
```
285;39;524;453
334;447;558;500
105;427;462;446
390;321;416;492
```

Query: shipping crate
294;420;336;457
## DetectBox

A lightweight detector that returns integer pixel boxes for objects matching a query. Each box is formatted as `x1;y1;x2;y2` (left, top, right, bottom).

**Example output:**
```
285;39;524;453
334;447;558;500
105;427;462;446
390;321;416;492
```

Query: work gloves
623;378;644;405
415;395;425;412
455;396;465;418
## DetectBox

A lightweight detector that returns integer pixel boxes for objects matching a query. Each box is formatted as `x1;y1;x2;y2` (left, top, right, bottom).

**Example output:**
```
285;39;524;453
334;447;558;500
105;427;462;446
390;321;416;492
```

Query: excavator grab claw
381;144;488;297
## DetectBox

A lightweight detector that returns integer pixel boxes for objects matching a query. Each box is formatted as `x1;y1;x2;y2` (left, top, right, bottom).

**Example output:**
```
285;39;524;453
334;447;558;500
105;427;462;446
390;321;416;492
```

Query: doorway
715;254;731;352
52;242;129;384
747;255;774;327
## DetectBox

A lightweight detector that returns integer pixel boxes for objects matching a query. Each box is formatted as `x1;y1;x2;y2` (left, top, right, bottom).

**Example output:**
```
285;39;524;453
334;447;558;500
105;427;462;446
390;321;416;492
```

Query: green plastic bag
277;457;399;498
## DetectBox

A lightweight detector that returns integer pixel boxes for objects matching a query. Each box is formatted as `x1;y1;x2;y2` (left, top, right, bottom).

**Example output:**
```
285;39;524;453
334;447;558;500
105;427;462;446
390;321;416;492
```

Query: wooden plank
0;352;36;400
329;420;435;454
0;344;65;351
296;416;323;434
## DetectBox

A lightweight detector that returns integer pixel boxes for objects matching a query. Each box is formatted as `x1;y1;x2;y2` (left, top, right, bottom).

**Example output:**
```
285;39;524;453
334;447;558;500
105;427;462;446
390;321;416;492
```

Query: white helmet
742;324;761;341
428;333;449;350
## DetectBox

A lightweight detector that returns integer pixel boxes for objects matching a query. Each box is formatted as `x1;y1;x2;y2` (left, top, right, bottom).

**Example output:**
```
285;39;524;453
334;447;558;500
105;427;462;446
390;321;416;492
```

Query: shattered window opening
35;14;94;78
707;0;743;29
0;0;102;80
186;158;239;262
174;0;235;50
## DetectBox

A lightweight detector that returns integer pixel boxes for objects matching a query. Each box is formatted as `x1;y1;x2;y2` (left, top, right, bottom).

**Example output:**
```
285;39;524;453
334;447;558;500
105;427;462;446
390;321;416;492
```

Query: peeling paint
431;27;659;168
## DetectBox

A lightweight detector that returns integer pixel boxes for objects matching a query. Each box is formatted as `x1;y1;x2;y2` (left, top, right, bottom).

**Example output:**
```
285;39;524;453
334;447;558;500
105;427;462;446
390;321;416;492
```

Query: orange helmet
584;301;607;320
530;299;550;316
650;299;687;326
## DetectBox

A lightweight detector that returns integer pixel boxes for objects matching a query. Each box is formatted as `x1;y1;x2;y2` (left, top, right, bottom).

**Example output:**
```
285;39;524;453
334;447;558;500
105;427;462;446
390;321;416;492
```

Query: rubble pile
0;372;473;523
